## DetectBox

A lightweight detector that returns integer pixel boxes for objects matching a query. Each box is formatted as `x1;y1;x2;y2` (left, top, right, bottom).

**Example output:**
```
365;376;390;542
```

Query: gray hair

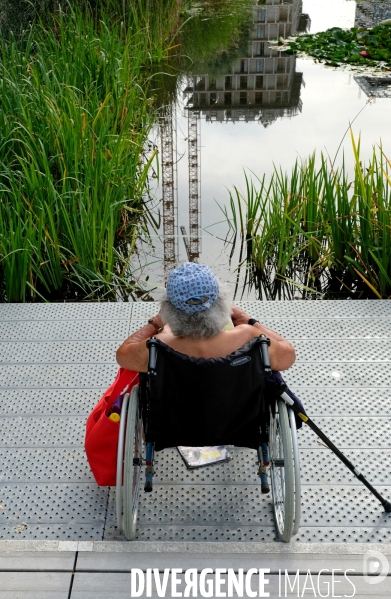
160;287;232;340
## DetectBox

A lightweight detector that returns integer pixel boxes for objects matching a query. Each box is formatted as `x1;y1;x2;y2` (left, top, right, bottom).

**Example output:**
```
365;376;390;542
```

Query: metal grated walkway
1;301;391;544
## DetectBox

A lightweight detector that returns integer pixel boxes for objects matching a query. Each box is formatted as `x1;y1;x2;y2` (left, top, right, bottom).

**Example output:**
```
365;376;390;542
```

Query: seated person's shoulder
225;323;260;347
228;323;260;339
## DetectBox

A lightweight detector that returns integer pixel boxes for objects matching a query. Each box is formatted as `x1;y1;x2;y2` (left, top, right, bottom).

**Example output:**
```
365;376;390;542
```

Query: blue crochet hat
166;262;219;313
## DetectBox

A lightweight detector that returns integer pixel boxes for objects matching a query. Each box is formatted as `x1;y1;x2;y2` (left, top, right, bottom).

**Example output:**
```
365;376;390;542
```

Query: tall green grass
0;3;180;301
225;134;391;299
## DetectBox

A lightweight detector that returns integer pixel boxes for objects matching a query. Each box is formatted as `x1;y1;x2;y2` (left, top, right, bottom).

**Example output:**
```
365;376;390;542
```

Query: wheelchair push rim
116;385;143;540
269;397;295;542
289;405;302;536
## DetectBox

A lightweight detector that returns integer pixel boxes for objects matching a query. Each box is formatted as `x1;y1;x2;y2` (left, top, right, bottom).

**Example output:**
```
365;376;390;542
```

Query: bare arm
116;314;164;372
231;305;296;371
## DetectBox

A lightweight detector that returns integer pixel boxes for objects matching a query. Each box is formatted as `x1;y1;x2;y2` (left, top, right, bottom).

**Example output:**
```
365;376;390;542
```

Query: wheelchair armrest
259;334;272;374
146;337;158;377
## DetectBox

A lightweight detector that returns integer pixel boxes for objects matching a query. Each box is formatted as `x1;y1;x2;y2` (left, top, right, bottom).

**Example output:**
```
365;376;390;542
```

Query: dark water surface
136;0;391;300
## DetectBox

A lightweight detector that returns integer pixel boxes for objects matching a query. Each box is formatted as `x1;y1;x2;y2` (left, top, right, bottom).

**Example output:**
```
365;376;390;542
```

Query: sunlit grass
225;134;391;299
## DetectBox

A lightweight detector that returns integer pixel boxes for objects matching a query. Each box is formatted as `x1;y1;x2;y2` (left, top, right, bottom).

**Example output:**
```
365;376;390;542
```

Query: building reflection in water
354;1;391;28
159;104;179;283
160;0;309;279
354;1;391;100
185;0;308;126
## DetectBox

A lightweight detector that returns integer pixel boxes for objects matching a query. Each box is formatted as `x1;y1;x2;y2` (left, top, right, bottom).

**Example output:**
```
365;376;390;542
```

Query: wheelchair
114;334;301;543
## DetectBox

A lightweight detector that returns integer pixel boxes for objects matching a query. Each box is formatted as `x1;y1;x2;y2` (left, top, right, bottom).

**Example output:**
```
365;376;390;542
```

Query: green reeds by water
225;134;391;299
0;3;180;301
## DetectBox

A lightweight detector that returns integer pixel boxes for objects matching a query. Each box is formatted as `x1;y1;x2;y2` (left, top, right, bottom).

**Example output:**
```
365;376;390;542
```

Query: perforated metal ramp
1;301;390;544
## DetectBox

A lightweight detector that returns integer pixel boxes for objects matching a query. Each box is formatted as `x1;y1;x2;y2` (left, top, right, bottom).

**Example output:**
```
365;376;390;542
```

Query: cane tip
383;500;391;513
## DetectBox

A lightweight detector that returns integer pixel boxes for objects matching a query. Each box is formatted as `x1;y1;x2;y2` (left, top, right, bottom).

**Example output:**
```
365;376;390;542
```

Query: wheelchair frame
115;385;301;543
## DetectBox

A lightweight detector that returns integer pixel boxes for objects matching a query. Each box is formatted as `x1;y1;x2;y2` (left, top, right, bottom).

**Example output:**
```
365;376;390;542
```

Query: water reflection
158;0;309;281
147;0;391;300
159;105;178;282
159;100;201;283
355;1;391;28
354;1;391;100
184;0;307;125
354;75;391;99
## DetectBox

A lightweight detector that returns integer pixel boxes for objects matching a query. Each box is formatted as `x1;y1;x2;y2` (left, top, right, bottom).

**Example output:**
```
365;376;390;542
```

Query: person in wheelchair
116;262;295;372
115;262;299;542
114;263;391;543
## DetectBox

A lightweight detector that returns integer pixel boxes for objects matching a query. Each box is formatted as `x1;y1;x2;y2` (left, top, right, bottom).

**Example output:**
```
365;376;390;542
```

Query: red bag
85;368;139;486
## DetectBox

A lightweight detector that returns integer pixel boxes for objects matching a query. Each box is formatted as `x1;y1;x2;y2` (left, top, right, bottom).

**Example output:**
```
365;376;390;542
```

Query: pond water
136;0;391;300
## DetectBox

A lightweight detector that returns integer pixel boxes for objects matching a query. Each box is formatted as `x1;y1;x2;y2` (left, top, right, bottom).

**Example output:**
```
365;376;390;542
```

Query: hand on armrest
116;314;164;372
231;304;296;371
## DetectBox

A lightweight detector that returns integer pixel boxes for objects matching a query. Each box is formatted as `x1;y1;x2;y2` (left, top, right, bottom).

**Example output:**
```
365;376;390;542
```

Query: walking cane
277;379;391;513
259;336;391;513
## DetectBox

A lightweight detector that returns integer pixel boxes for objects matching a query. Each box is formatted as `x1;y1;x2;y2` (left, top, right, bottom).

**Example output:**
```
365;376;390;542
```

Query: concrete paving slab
2;539;391;555
84;540;391;555
283;362;391;388
105;522;391;544
0;522;106;542
0;388;104;416
0;594;69;598
0;571;71;593
0;320;130;342
0;482;108;540
0;303;133;321
0;551;75;571
70;571;391;597
0;593;69;599
289;338;391;362
283;386;391;416
75;549;378;572
0;340;118;364
0;482;108;524
0;448;94;483
0;363;117;389
0;417;86;446
243;319;391;339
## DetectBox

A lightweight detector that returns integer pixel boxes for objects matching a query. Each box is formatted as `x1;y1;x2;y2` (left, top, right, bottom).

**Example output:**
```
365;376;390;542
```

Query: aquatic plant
225;134;391;299
284;23;391;69
0;3;180;301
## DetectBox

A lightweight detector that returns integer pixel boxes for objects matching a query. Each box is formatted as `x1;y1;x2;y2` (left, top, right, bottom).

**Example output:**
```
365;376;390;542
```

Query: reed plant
0;2;180;301
225;134;391;299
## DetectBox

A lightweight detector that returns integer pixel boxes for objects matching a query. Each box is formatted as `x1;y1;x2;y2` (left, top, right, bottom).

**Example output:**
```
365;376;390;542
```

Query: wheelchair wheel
116;385;143;540
269;397;295;542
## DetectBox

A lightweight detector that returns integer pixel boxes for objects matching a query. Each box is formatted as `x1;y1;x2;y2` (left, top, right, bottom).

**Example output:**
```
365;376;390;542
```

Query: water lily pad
285;23;391;70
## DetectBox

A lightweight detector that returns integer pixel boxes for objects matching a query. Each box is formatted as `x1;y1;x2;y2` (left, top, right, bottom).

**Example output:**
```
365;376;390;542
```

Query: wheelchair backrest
143;336;268;451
